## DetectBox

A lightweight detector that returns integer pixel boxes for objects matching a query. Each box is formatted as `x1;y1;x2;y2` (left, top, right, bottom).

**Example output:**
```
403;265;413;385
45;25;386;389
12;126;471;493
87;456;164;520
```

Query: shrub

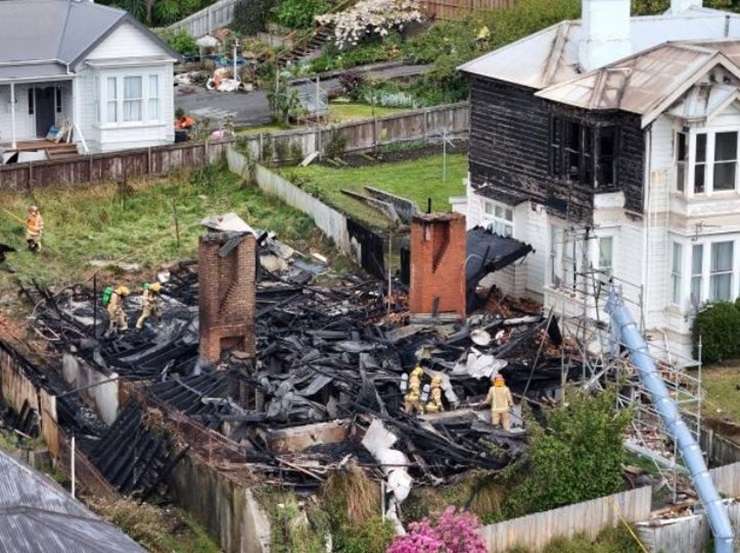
505;389;631;517
324;129;347;159
387;507;487;553
274;0;330;29
693;300;740;363
339;71;367;100
159;29;198;56
233;0;275;35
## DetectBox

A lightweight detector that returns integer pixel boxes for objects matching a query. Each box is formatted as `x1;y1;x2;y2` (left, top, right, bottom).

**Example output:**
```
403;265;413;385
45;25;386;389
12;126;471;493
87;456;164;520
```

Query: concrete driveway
175;62;432;126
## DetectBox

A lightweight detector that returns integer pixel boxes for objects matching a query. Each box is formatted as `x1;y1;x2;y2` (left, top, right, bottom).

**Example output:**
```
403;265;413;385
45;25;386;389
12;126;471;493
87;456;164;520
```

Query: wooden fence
421;0;515;20
0;140;231;193
167;0;238;38
478;486;653;552
0;102;469;192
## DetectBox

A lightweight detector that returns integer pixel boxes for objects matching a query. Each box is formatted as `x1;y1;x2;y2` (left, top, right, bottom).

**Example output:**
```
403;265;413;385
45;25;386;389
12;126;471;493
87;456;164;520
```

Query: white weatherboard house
0;0;179;154
457;0;740;358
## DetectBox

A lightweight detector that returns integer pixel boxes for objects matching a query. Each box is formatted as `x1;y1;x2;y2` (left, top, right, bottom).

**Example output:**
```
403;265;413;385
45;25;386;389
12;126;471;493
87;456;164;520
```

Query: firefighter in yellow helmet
425;375;445;414
136;282;162;330
485;374;514;431
107;286;130;335
404;366;424;415
25;205;44;252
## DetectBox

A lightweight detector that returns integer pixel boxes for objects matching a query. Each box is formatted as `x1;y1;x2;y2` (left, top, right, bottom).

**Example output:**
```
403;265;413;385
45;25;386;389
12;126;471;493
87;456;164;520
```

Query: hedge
692;300;740;363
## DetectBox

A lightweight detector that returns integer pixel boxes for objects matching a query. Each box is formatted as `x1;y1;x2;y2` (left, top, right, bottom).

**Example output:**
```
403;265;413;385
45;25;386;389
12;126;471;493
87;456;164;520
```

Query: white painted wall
0;82;74;144
85;22;167;61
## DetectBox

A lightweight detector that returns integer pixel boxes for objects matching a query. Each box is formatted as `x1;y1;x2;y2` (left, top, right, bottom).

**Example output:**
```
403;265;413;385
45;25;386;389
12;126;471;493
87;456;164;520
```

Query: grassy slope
0;164;336;296
285;153;467;229
702;363;740;422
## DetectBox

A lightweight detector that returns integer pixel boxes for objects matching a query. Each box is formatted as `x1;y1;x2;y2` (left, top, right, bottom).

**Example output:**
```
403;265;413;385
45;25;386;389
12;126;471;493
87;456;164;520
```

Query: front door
35;87;56;138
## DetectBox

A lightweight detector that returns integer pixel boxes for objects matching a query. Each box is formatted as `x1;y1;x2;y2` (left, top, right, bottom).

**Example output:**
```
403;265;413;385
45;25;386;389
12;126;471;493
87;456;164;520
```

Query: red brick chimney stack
409;212;466;319
198;230;257;364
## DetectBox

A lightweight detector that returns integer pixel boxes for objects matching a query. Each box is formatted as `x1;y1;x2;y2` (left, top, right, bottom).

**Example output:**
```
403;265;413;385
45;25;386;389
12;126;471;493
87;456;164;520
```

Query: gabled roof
535;40;740;127
0;0;178;81
0;450;145;553
459;8;740;90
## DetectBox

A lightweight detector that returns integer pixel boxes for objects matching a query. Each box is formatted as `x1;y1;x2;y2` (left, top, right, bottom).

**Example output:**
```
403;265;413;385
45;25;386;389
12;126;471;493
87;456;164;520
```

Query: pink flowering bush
386;507;487;553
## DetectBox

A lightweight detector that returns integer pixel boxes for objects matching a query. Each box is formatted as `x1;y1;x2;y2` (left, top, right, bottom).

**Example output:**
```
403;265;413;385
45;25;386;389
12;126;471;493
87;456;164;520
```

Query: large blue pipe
606;288;734;553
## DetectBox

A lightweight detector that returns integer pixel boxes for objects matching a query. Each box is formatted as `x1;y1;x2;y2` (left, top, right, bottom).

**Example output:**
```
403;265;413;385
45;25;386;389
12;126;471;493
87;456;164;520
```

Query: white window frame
671;241;683;306
147;74;160;122
123;76;143;122
690;243;703;307
710;241;734;302
482;200;513;238
598;236;614;276
681;128;740;196
106;77;117;123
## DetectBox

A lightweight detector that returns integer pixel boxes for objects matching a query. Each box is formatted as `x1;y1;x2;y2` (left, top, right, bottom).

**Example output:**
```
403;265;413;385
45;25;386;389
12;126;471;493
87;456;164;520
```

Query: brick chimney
409;213;466;319
198;229;257;364
579;0;631;71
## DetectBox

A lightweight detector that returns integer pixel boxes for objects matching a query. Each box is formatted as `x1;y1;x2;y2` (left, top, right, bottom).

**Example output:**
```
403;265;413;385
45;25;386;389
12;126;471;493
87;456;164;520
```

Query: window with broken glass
483;201;513;237
549;116;617;188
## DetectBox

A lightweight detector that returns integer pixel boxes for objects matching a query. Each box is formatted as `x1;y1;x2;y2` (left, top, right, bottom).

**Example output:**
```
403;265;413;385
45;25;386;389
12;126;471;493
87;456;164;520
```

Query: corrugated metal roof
0;450;146;553
535;40;740;126
459;8;740;90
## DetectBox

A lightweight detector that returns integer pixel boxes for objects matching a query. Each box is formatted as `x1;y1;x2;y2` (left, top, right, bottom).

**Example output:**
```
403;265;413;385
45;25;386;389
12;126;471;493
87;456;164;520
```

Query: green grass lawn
327;102;408;123
702;363;740;422
284;153;467;229
0;163;339;297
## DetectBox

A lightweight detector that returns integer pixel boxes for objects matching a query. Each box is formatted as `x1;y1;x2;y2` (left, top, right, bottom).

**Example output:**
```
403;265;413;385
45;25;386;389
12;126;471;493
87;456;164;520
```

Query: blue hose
606;288;734;553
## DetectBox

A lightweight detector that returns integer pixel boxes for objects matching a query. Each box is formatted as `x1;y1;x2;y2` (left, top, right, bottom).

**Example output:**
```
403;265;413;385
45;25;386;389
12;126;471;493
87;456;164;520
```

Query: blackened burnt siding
468;75;645;220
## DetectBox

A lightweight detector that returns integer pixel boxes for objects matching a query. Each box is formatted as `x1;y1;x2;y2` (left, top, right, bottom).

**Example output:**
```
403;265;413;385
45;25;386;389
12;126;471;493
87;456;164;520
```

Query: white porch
0;80;78;153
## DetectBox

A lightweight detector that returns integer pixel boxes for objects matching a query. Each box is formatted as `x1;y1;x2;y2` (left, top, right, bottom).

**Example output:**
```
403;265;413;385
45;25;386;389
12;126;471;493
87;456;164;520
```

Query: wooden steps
3;140;80;161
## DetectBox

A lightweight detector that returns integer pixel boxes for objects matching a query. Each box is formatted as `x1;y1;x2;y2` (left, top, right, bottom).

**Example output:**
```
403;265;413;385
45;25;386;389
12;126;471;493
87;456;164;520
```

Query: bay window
123;76;143;122
695;133;707;194
675;130;740;194
676;132;687;192
710;241;733;301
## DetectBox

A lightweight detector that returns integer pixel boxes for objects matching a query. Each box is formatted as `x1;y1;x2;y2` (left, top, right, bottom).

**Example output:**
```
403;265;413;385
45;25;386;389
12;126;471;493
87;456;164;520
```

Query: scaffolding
548;225;704;503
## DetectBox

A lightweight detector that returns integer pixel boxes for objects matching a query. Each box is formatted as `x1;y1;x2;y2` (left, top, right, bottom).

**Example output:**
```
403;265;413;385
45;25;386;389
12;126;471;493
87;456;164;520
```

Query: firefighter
404;366;424;415
136;282;162;330
105;285;130;335
485;374;514;431
425;375;444;414
25;205;44;252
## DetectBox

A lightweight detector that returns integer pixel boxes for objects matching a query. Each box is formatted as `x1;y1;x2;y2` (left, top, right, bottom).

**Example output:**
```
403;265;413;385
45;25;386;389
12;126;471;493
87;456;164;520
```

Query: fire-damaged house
457;0;740;357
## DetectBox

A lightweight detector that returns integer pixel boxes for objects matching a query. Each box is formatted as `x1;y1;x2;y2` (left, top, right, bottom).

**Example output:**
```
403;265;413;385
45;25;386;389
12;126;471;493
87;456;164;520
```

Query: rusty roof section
535;40;740;127
459;9;740;90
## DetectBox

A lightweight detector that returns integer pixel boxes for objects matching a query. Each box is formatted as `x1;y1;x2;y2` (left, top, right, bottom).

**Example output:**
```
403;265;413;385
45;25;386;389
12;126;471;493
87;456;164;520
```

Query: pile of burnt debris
22;224;581;504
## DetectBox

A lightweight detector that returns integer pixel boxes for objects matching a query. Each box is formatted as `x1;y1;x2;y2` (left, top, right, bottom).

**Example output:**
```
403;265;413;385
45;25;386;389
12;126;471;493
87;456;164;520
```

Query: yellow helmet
115;286;130;297
149;282;162;293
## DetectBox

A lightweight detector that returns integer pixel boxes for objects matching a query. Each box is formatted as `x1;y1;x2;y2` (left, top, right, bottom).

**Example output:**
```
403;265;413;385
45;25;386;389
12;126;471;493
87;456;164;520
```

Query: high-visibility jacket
25;214;44;237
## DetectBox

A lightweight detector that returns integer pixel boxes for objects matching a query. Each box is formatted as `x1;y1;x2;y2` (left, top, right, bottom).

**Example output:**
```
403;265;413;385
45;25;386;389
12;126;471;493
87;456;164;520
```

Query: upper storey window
675;129;739;195
550;116;619;188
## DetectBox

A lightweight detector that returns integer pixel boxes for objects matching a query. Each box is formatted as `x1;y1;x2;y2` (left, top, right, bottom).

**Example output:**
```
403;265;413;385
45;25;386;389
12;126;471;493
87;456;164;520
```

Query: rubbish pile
24;231;578;495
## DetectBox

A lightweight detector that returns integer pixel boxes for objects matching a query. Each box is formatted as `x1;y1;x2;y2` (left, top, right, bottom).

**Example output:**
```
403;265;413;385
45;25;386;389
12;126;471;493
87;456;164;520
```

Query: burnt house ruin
458;0;740;358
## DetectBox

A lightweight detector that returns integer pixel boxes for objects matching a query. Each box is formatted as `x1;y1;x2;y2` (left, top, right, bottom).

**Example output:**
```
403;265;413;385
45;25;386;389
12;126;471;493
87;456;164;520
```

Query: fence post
258;133;264;162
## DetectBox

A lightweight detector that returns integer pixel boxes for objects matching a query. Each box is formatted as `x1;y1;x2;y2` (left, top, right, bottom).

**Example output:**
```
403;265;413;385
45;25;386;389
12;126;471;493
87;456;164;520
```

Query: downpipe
606;287;734;553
